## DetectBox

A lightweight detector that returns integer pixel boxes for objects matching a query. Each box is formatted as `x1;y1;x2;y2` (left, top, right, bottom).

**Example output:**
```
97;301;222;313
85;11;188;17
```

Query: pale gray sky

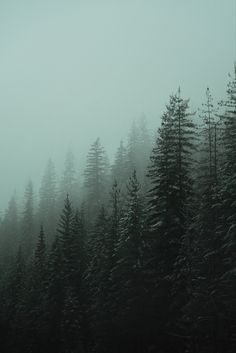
0;0;235;211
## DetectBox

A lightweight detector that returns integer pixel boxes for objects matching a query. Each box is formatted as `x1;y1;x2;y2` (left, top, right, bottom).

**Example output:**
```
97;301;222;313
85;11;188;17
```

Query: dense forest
0;66;235;353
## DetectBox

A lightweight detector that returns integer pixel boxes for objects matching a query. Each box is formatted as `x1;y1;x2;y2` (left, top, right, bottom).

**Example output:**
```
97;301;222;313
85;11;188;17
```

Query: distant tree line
0;67;235;353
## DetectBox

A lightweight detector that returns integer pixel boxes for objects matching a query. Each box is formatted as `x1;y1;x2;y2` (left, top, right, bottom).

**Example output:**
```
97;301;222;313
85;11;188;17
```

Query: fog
0;0;235;211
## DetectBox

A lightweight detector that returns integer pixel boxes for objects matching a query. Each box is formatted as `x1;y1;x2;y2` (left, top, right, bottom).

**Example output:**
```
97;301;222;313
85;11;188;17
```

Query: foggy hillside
0;0;234;210
0;1;235;353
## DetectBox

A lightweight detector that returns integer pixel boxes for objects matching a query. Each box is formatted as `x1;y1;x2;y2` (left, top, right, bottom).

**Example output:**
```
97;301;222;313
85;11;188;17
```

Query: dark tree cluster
0;68;235;353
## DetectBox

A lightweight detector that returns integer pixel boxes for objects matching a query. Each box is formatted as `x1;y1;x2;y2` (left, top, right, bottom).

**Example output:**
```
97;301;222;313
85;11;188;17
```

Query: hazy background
0;0;235;212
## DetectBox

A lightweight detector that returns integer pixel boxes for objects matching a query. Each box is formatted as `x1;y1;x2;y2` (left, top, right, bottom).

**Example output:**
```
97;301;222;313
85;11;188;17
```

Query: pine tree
84;138;109;217
21;180;35;259
38;159;57;243
24;226;48;353
220;65;236;233
46;235;64;353
216;65;236;351
198;88;219;184
57;195;77;286
73;208;86;282
127;121;140;177
188;88;223;352
112;140;128;191
85;206;111;351
146;90;196;349
108;180;122;262
34;225;47;283
58;150;78;209
57;196;84;351
0;195;18;269
138;115;152;187
73;207;90;353
148;90;196;252
126;118;151;187
111;171;146;350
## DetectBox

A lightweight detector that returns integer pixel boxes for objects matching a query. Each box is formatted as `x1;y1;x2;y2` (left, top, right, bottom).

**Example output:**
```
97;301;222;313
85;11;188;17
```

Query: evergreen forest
0;68;236;353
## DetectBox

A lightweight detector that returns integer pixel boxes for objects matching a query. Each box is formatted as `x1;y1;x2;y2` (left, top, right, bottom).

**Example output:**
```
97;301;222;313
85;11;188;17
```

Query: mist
0;1;236;352
0;0;234;210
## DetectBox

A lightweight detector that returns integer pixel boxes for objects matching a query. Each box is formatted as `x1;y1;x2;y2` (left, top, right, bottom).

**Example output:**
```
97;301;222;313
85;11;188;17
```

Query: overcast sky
0;0;235;211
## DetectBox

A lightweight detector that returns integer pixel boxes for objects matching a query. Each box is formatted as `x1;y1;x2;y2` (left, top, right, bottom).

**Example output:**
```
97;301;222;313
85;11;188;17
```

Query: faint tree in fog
21;180;35;259
0;195;18;268
38;159;57;242
112;140;128;192
58;150;79;209
84;138;109;217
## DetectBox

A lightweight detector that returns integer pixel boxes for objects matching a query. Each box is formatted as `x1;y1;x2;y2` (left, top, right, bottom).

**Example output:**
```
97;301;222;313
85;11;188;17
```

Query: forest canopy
0;66;236;353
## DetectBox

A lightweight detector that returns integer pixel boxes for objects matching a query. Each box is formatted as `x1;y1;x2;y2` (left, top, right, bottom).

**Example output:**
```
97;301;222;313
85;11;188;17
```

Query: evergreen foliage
0;69;235;353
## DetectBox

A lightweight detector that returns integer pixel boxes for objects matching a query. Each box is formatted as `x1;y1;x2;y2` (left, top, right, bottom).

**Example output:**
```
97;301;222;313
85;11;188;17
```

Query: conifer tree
57;195;78;287
189;89;223;349
33;225;47;283
138;115;152;186
108;180;122;263
112;140;128;191
127;121;140;176
73;207;90;353
46;235;64;353
38;159;57;243
126;118;151;186
85;206;111;350
84;138;109;217
220;65;236;233
147;90;196;347
21;180;35;259
24;226;47;353
57;196;84;351
111;171;146;350
148;89;196;252
0;195;18;269
58;150;78;209
216;66;236;351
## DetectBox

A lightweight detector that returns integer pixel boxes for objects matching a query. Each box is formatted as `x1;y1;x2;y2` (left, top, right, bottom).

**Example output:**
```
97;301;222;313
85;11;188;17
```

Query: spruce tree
188;88;223;351
217;66;236;351
0;195;18;269
126;118;151;187
25;226;47;353
21;180;35;259
220;65;236;233
147;90;196;348
85;206;111;351
34;225;46;274
57;196;84;351
111;171;146;350
84;138;109;217
57;195;78;287
38;159;57;243
46;235;64;353
112;140;128;191
58;150;78;209
127;121;140;177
